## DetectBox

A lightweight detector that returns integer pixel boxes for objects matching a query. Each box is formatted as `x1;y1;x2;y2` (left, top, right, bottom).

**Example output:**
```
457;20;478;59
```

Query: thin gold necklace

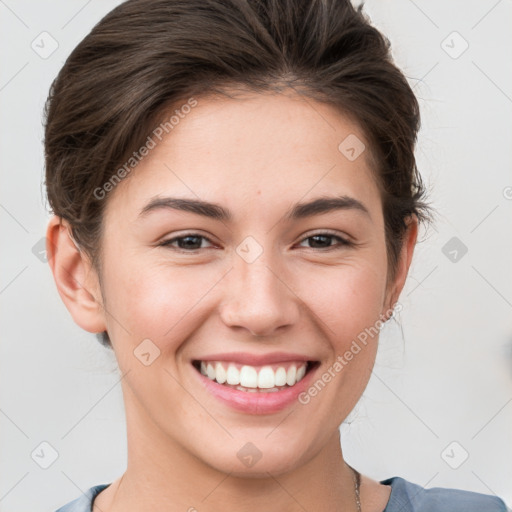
349;464;362;512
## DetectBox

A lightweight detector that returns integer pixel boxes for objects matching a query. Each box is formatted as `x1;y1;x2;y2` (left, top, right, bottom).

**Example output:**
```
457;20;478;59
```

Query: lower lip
193;363;318;415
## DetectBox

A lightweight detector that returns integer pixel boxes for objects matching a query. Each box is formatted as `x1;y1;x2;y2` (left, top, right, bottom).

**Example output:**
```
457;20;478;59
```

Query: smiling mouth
192;360;320;393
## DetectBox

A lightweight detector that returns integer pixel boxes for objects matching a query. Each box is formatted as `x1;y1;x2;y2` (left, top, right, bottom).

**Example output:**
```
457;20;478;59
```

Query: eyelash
158;231;353;252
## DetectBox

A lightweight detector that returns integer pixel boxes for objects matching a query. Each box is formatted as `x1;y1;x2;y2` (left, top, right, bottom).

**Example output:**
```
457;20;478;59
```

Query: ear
46;215;107;334
383;214;418;316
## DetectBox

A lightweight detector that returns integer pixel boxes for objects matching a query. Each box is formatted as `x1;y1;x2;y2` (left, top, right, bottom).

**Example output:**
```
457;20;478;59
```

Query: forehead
104;91;382;225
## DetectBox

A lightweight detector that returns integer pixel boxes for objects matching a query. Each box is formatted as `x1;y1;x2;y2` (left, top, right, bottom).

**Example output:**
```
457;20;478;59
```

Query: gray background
1;1;511;510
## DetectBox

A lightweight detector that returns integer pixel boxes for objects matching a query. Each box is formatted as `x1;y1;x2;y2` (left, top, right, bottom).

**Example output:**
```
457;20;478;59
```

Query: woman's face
67;91;415;476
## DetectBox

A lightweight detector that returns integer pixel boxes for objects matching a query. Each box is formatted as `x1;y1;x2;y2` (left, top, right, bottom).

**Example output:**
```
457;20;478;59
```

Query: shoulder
54;484;110;512
381;476;510;512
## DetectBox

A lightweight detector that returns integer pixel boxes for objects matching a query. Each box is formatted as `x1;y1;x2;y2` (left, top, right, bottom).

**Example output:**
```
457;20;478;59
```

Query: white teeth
198;361;310;389
275;367;287;386
215;362;227;384
226;365;240;385
239;365;258;388
286;365;296;386
206;363;215;380
296;364;306;382
257;366;275;389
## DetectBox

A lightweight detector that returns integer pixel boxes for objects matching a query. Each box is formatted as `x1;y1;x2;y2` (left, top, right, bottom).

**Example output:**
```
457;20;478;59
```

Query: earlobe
383;214;419;314
46;215;107;334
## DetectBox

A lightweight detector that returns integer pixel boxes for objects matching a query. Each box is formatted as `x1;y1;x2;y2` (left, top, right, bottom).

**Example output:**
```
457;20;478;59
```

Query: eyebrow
138;194;371;222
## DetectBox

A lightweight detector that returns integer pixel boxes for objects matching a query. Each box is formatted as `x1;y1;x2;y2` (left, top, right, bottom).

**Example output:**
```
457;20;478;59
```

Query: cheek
294;257;387;343
291;264;387;430
102;257;222;352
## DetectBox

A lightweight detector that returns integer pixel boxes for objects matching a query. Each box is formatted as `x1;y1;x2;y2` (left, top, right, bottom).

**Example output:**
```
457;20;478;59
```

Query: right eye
158;233;215;252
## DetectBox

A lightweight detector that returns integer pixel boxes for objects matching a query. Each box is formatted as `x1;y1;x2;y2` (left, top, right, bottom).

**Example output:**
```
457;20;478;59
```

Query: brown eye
159;234;213;251
298;233;351;250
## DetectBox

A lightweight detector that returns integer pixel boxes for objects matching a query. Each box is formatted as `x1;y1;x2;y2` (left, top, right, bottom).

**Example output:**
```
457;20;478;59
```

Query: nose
219;248;301;338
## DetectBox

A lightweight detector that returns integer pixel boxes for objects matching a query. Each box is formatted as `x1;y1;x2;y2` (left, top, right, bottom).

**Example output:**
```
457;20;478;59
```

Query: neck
98;390;358;512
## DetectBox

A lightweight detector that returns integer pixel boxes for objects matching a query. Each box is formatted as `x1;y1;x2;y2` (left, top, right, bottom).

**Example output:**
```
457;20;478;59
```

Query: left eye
159;232;351;252
297;233;351;250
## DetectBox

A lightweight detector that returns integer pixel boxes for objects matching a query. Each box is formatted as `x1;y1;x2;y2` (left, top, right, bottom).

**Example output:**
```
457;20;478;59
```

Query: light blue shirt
55;476;510;512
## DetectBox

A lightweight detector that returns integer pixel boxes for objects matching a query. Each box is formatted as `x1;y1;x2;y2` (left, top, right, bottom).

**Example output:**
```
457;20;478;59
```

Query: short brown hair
44;0;433;348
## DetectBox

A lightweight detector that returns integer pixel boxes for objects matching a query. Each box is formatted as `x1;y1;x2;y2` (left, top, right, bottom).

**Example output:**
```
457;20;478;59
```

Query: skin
47;90;417;512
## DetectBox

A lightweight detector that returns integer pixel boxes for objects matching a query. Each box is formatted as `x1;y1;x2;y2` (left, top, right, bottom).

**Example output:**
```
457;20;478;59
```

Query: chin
193;436;312;478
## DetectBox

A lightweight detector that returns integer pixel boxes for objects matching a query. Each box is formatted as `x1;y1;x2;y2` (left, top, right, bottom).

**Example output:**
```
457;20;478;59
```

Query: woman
44;0;509;510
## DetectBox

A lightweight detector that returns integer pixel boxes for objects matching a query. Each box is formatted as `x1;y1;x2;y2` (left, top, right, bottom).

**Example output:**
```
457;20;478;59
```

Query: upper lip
193;351;317;366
